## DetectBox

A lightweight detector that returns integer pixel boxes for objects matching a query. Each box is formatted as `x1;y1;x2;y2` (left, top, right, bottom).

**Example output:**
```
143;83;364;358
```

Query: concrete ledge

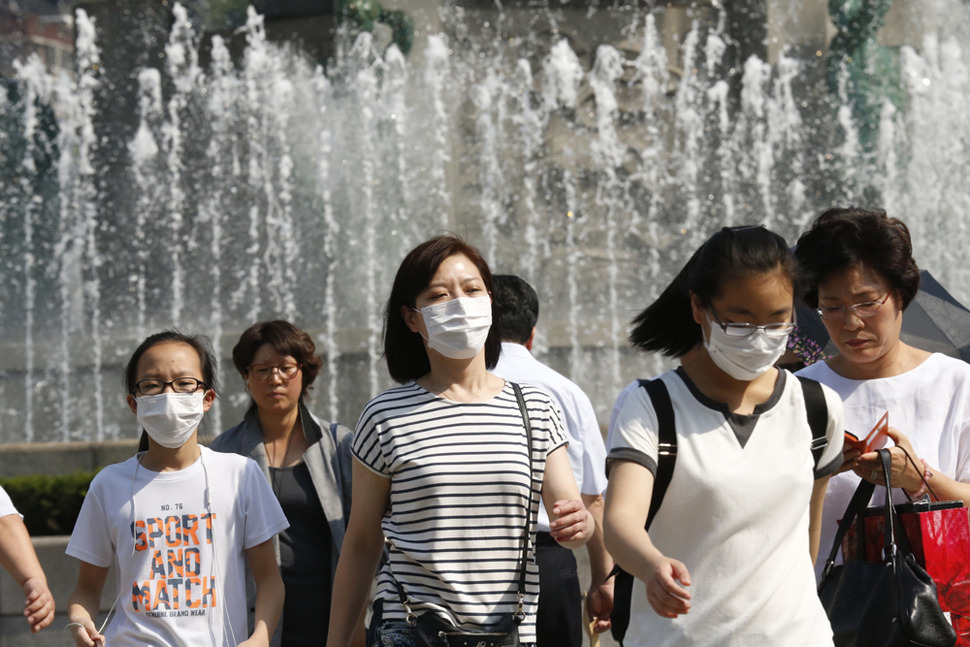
0;440;139;478
0;536;115;647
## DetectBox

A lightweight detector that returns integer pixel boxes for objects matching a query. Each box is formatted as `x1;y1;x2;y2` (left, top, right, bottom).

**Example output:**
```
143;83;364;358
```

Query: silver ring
870;470;879;480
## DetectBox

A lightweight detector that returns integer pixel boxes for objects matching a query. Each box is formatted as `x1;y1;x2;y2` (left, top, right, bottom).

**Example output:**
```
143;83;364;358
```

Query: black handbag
817;448;957;647
387;383;535;647
413;612;520;647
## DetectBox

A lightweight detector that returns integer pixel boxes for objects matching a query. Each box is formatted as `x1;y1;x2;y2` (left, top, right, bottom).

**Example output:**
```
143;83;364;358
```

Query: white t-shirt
492;342;608;532
798;353;970;578
66;446;288;647
0;485;20;519
608;368;844;647
607;379;640;451
353;381;568;644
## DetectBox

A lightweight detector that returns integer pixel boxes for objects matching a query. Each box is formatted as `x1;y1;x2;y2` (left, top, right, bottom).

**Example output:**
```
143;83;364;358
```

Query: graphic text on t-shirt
129;513;218;615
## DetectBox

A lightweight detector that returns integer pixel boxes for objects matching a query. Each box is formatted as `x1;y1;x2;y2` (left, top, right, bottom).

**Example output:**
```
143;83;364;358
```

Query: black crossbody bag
388;382;535;647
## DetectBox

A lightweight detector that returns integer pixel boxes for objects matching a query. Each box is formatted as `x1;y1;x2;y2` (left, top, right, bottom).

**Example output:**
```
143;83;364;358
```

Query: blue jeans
370;620;535;647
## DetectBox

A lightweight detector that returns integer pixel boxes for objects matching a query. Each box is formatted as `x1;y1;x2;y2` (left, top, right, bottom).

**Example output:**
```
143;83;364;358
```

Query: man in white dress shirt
491;275;614;645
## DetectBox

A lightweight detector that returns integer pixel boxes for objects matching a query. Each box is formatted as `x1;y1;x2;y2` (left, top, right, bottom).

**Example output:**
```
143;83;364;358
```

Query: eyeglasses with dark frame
247;364;302;382
816;292;891;321
133;377;207;396
707;308;795;339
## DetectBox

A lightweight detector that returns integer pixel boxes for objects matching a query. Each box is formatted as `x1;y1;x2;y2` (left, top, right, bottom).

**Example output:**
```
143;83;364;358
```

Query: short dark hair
493;275;538;345
232;320;323;399
123;330;218;452
124;330;218;395
384;235;501;384
794;207;920;309
630;225;802;357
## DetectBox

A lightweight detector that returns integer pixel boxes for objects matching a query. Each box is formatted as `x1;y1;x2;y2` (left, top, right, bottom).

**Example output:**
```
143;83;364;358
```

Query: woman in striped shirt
326;235;592;647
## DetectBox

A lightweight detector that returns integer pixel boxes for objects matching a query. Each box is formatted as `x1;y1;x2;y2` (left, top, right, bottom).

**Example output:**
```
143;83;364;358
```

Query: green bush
0;472;97;536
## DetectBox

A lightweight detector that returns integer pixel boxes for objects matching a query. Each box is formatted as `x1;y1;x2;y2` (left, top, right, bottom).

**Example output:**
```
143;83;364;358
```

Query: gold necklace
428;377;492;403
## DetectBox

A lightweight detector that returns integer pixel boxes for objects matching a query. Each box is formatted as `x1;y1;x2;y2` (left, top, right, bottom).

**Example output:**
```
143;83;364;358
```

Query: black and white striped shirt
353;380;568;642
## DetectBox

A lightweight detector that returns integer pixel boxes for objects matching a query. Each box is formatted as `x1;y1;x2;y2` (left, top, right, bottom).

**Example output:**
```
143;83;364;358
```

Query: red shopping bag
844;501;970;645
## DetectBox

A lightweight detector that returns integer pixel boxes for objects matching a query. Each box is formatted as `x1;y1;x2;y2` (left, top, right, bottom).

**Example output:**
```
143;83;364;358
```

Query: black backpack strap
642;378;676;529
610;377;677;646
797;376;828;469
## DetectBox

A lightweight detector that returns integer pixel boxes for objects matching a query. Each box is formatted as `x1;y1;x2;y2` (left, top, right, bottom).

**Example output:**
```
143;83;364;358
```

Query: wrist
638;548;667;580
21;574;46;588
904;458;933;498
590;577;615;592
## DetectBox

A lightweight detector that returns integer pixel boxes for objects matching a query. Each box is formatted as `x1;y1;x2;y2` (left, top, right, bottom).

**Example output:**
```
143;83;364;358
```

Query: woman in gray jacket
211;320;355;646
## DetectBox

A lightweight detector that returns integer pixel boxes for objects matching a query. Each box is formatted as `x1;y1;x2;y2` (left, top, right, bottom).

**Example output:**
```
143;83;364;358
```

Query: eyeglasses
247;364;301;382
133;377;207;396
707;308;795;339
816;293;891;321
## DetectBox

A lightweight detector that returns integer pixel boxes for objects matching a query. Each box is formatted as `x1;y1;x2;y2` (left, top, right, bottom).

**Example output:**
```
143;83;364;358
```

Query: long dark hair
630;226;802;357
383;235;501;384
125;330;218;451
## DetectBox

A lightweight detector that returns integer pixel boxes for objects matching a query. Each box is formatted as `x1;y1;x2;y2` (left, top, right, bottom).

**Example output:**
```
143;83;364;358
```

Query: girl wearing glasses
66;331;287;646
604;226;844;646
795;208;970;583
210;321;355;646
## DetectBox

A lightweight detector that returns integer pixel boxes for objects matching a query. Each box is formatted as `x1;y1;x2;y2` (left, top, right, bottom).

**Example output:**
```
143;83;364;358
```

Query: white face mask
417;296;493;360
135;391;206;448
704;315;789;381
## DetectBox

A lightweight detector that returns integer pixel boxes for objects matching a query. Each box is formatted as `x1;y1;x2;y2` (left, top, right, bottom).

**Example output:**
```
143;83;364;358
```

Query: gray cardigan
209;401;353;645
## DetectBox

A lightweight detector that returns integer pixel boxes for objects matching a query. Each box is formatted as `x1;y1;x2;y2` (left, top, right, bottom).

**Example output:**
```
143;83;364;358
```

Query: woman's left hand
549;499;592;543
549;499;591;543
852;426;925;492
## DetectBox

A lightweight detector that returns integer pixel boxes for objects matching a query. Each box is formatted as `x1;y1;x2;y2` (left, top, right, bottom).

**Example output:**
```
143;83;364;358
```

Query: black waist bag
415;613;519;647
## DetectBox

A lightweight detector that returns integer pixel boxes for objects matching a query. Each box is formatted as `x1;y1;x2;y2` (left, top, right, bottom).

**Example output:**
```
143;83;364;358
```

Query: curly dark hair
232;320;323;400
794;207;920;309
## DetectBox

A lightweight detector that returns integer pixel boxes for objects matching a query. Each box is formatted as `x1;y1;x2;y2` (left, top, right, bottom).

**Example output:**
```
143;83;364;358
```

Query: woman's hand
837;444;862;474
644;554;692;618
852;426;925;492
549;499;591;544
541;447;592;549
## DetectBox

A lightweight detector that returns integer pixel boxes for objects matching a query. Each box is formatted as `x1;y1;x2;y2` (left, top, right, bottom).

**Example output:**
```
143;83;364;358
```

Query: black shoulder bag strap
510;382;534;623
610;377;676;647
390;383;533;627
796;376;828;469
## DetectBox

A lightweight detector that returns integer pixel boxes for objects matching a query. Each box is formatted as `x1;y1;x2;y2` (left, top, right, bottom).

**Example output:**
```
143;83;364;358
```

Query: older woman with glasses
210;320;356;647
795;208;970;580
